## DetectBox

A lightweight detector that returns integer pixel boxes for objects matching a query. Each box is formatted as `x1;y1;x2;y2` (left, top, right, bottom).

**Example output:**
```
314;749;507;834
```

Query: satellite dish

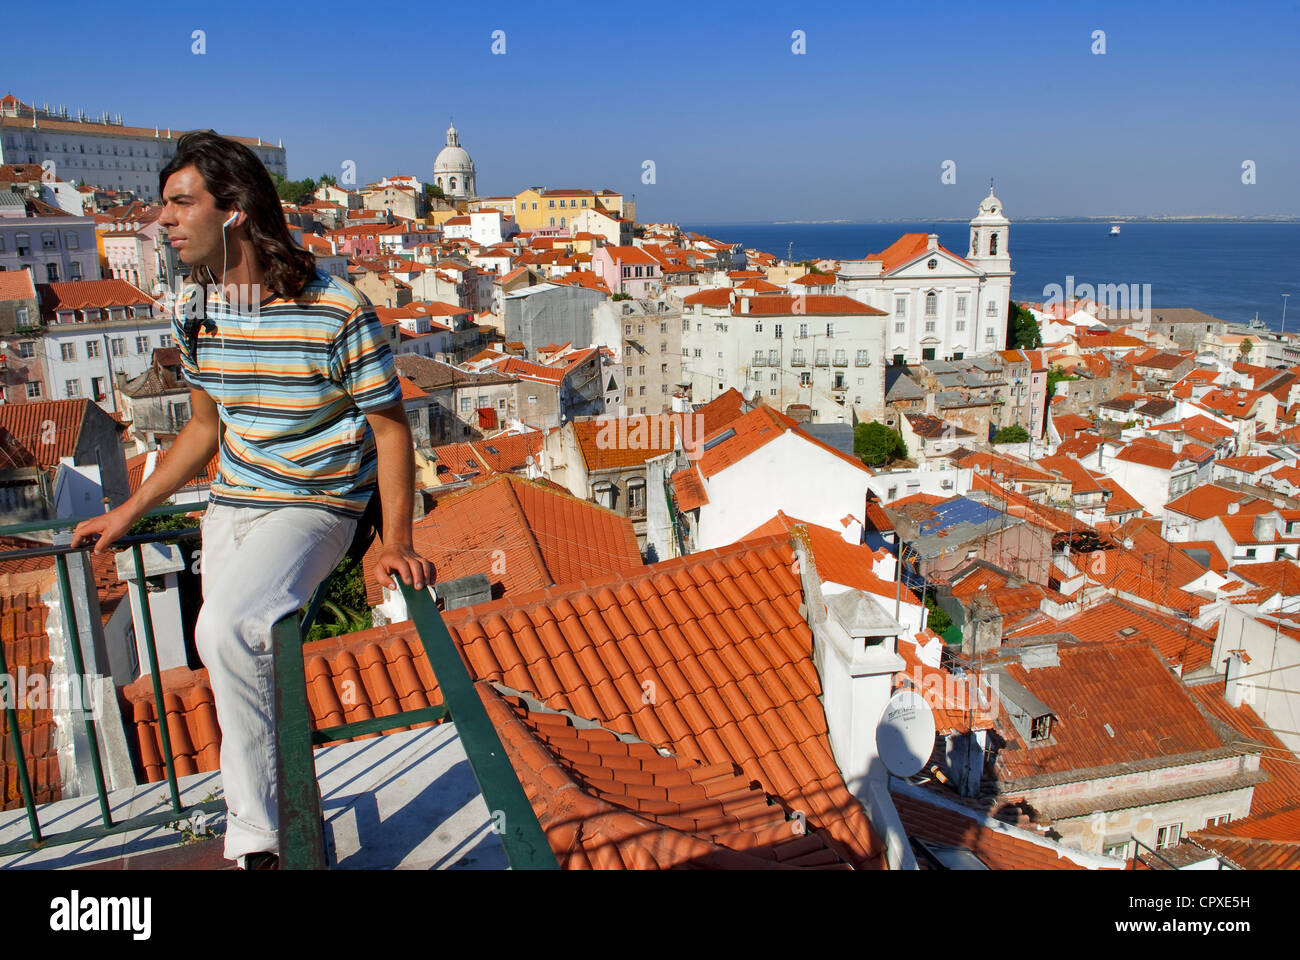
876;689;936;778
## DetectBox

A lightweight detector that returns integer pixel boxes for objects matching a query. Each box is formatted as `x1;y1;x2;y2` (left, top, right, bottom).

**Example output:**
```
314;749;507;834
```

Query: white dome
434;145;474;173
973;184;1006;222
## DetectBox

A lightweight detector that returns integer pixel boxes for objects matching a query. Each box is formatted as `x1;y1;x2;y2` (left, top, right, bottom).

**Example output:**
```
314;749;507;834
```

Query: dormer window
1030;715;1052;741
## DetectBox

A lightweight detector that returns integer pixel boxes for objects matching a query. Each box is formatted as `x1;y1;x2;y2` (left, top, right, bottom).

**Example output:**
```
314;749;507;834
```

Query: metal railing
0;502;558;870
273;580;558;870
0;503;223;858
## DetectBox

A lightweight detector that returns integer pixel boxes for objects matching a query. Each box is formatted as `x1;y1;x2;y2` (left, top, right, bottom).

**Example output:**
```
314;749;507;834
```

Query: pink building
592;245;661;298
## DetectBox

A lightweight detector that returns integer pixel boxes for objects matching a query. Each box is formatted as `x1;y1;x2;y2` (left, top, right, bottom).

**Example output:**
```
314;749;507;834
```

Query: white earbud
222;212;238;229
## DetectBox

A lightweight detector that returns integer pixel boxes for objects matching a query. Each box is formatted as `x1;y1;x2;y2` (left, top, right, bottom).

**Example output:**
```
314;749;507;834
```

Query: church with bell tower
833;185;1015;364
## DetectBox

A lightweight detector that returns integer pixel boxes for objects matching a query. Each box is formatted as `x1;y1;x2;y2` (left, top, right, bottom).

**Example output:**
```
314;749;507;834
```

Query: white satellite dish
876;689;937;779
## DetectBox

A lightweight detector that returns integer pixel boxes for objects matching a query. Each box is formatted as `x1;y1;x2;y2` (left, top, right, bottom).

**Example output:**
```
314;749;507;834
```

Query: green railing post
0;636;42;844
399;583;559;869
272;614;327;870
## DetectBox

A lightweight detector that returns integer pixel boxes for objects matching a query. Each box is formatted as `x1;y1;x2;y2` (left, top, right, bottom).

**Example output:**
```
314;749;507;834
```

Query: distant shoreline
722;217;1300;226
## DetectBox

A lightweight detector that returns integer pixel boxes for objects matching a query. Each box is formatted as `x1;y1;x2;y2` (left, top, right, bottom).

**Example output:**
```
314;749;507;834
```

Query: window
159;334;173;348
660;363;668;373
659;342;667;353
956;295;968;316
925;292;937;317
628;482;646;514
65;379;81;397
768;349;778;365
498;398;507;410
955;319;966;332
41;231;56;251
985;328;996;341
69;261;81;280
90;376;105;401
774;324;783;339
17;341;35;358
1103;840;1130;860
893;354;905;366
86;340;100;358
637;324;644;334
15;234;31;256
753;350;765;366
925;319;936;332
792;349;805;366
986;301;998;317
25;382;41;398
1030;716;1051;741
855;350;869;366
624;324;631;335
1205;814;1231;828
65;232;79;250
799;323;808;339
693;348;701;358
60;342;77;361
460;396;472;412
894;296;906;318
754;322;763;333
46;263;59;282
548;199;555;208
135;336;149;354
815;349;828;366
1245;548;1256;559
527;395;537;404
922;347;936;361
833;349;847;366
550;217;556;227
660;322;667;333
989;233;998;256
622;266;630;278
799;371;811;387
625;366;632;378
1155;824;1182;850
895;321;905;334
826;322;834;337
682;319;690;332
638;386;646;396
110;338;125;357
638;365;646;375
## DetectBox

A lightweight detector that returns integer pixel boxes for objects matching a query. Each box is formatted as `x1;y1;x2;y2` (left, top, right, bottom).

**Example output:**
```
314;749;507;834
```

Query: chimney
927;233;939;251
1225;649;1250;708
740;296;750;314
841;513;864;546
1253;514;1277;541
1227;501;1240;515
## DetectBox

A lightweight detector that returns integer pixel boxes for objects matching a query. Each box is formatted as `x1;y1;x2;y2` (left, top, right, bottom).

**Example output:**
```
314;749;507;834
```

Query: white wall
697;431;872;549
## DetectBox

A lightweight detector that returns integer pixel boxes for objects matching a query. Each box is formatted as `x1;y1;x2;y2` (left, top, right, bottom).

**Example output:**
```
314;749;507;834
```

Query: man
71;131;433;870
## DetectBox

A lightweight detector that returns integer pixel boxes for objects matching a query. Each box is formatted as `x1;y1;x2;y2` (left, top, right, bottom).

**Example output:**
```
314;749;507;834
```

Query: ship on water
1109;223;1122;236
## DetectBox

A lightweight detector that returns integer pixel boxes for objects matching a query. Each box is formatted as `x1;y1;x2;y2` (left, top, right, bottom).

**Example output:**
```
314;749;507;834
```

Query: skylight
702;428;736;452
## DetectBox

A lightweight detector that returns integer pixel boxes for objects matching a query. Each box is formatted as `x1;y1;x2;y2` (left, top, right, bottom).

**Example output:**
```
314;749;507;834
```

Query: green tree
993;424;1030;444
924;593;952;634
1240;338;1253;361
854;421;907;467
318;173;337;187
304;554;373;643
1046;364;1078;400
271;172;318;204
611;292;632;301
1007;302;1041;349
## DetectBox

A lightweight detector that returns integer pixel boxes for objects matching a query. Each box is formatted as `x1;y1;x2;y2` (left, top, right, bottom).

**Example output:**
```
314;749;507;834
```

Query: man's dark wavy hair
159;130;315;299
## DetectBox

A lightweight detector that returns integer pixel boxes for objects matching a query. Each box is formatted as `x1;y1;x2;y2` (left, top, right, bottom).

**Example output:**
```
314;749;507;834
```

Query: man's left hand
375;543;435;591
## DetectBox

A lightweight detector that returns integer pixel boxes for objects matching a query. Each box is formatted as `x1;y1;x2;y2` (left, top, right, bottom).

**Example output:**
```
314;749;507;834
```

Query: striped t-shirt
172;269;403;518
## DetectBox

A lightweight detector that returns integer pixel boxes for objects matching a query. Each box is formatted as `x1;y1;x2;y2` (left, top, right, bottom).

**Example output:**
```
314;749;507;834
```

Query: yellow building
511;188;624;232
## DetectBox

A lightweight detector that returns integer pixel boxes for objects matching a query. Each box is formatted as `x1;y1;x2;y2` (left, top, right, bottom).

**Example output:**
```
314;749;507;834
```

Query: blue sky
6;0;1298;222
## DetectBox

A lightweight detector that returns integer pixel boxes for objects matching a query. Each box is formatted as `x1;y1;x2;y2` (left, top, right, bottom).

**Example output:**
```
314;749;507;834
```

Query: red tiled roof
698;405;871;479
485;685;851;869
1186;684;1300;818
1165;484;1274;521
362;473;644;606
0;589;58;811
37;279;153;312
992;640;1224;784
1216;455;1279;474
869;233;970;273
741;295;884;317
1006;598;1216;672
0;269;36;301
670;467;709;512
124;537;890;868
0;398;95;466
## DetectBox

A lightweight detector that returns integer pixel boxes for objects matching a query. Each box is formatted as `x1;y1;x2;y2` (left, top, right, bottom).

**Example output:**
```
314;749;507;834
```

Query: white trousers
195;501;357;862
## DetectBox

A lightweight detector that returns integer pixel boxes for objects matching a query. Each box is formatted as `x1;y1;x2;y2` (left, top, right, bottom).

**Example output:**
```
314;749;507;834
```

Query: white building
679;289;888;423
833;188;1013;364
36;279;169;413
432;123;475;201
0;96;285;202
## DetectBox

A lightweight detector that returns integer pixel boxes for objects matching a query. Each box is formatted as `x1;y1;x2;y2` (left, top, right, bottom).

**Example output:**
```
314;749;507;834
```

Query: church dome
974;184;1006;221
432;122;476;199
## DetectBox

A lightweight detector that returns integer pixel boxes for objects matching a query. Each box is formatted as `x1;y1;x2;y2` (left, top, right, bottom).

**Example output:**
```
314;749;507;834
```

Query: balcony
832;357;847;367
0;506;556;871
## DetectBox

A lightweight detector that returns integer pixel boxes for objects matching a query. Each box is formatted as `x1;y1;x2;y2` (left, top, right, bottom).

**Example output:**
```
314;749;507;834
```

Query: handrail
273;581;558;870
0;503;211;858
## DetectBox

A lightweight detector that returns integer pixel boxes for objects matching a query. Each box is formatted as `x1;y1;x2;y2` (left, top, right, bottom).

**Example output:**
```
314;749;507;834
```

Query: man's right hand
71;506;140;555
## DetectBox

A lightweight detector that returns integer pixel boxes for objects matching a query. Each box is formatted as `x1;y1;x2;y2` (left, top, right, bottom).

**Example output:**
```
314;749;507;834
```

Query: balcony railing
0;503;558;870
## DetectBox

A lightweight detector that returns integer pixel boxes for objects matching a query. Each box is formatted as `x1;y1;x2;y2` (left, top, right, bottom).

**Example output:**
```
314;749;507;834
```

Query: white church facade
432;123;476;202
833;187;1014;364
